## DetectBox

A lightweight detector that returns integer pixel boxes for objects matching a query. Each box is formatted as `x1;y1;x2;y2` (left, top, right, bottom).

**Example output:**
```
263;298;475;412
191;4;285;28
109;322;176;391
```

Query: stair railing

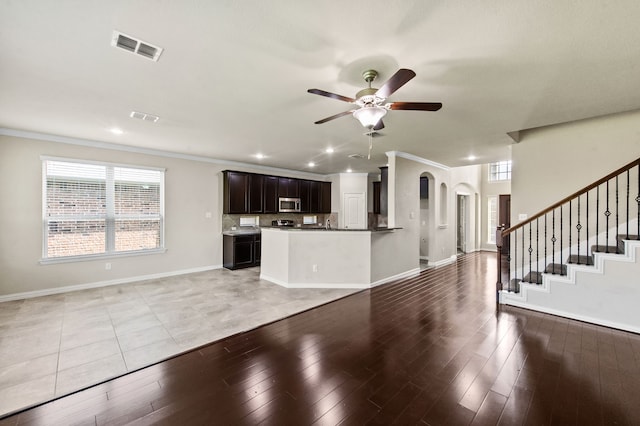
496;157;640;299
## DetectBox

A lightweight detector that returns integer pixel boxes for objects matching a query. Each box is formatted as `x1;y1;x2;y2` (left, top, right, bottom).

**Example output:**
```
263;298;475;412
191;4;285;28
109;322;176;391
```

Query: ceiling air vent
130;111;160;123
348;154;366;159
112;31;163;62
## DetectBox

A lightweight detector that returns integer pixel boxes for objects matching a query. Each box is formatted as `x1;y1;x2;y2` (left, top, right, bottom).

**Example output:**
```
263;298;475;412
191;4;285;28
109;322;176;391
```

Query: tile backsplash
223;213;335;231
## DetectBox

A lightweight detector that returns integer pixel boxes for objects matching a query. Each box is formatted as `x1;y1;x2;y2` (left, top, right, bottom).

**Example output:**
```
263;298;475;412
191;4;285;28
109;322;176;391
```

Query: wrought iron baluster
605;180;610;253
552;209;556;273
577;195;581;264
569;200;572;262
513;231;518;291
596;185;600;249
528;223;532;281
586;191;589;260
616;175;619;246
626;170;630;239
536;218;539;280
521;227;525;283
544;214;547;273
560;205;563;271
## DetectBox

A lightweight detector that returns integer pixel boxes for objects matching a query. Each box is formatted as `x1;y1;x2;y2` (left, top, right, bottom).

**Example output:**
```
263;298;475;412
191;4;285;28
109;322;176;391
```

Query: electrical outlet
105;262;111;270
312;264;318;272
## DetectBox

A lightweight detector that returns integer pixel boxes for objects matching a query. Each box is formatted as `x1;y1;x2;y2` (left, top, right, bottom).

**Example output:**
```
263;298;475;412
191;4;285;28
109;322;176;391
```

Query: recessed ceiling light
308;162;315;167
467;155;477;161
255;153;265;159
325;148;334;154
346;168;352;173
110;128;124;135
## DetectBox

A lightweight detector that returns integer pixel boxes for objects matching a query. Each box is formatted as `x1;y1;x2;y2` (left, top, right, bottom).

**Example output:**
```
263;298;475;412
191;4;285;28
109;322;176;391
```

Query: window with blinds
43;158;164;260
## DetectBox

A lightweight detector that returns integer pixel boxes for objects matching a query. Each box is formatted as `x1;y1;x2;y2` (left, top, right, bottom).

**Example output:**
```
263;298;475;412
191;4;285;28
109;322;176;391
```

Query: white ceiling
2;1;640;175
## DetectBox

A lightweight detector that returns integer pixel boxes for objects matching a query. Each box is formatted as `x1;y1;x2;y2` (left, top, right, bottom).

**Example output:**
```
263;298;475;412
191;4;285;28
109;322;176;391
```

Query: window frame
41;156;166;264
488;161;512;182
487;196;497;244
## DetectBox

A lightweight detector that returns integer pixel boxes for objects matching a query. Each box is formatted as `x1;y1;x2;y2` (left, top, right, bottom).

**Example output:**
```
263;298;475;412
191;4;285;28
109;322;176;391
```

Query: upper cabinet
263;175;279;214
223;171;330;214
223;171;249;214
278;177;299;198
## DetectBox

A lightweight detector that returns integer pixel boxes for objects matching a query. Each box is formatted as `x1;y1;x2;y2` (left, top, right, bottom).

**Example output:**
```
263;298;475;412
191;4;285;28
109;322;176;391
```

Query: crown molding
0;128;329;179
385;151;450;171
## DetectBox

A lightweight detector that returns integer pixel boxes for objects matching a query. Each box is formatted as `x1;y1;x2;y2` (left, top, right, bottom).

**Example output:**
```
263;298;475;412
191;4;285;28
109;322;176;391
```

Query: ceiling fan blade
390;102;443;111
307;89;356;103
314;110;355;124
375;68;416;99
373;120;385;131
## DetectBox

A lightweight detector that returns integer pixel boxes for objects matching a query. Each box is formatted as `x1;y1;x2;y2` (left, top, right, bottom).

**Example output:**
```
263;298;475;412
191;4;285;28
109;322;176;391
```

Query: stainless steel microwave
279;197;301;212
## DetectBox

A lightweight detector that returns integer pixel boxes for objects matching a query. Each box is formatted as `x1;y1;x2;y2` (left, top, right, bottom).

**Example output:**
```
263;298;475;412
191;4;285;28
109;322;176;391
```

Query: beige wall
0;135;326;297
511;109;640;225
389;154;482;268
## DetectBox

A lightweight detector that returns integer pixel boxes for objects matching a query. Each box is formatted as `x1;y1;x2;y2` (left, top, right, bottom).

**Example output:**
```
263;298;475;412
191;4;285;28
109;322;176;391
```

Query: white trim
259;274;369;289
2;128;328;179
386;151;450;171
39;248;167;264
431;255;457;268
0;265;222;302
501;299;640;335
370;268;421;287
259;267;420;290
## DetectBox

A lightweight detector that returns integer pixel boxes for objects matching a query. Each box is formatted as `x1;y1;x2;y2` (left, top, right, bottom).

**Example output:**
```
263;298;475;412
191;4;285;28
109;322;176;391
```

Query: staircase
497;158;640;333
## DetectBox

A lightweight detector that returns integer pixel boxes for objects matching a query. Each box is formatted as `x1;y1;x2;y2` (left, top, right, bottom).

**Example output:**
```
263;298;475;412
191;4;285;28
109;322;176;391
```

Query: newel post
495;225;504;306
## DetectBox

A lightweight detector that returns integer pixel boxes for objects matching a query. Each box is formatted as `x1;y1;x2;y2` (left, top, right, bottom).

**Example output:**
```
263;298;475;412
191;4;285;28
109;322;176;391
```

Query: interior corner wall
511;110;640;226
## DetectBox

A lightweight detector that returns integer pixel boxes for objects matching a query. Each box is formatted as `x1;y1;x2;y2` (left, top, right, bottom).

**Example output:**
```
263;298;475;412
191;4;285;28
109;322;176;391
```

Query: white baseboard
432;255;457;268
260;267;420;290
370;268;421;287
0;265;223;302
502;299;640;335
259;274;369;289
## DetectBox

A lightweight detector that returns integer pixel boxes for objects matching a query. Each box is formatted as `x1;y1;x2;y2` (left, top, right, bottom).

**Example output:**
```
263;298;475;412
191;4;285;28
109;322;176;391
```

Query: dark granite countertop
261;226;402;232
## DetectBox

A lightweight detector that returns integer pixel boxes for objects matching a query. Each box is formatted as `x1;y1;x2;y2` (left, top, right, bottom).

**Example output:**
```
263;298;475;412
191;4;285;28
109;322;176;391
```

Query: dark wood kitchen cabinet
372;181;381;214
223;171;249;214
223;170;330;214
248;174;264;213
299;180;311;213
278;177;299;198
263;175;279;214
223;233;260;270
321;181;331;213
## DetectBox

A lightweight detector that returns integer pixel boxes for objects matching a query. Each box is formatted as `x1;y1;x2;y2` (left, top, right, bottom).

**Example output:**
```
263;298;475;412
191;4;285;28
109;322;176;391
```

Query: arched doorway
419;172;435;270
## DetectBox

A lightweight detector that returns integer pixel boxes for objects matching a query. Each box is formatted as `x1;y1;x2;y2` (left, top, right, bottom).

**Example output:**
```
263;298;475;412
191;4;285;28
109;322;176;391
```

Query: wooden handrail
502;157;640;237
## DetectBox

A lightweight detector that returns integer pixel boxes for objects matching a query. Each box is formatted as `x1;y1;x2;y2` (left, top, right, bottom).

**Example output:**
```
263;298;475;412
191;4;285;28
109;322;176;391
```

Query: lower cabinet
223;234;261;270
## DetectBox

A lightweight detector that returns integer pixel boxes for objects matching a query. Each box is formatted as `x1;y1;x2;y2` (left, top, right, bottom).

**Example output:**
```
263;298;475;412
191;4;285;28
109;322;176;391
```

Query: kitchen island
260;227;418;288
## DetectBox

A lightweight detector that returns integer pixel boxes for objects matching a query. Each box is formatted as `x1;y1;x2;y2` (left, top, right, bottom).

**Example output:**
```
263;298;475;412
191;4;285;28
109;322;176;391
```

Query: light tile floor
0;267;358;416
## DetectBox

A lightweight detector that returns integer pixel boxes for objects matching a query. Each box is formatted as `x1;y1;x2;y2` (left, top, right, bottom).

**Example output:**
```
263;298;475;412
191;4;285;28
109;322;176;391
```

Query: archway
419;172;435;270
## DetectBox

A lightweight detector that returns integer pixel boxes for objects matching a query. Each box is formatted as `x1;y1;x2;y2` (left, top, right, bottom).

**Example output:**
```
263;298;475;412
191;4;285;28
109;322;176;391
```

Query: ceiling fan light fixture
353;106;387;128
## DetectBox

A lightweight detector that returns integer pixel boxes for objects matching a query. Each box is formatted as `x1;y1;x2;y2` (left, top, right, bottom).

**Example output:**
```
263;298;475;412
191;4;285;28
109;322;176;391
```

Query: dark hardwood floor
2;252;640;425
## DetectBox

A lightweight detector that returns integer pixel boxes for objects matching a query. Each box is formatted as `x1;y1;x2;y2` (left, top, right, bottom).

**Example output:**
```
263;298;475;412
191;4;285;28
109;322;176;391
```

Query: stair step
567;254;594;266
505;279;521;293
592;245;622;254
545;263;567;275
522;271;543;285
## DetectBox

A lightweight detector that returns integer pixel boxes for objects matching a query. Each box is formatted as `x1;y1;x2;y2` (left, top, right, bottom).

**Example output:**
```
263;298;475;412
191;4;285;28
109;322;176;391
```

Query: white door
343;192;366;229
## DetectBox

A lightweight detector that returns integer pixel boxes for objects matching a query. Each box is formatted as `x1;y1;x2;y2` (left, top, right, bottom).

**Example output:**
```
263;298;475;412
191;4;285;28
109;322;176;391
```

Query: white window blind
43;159;164;260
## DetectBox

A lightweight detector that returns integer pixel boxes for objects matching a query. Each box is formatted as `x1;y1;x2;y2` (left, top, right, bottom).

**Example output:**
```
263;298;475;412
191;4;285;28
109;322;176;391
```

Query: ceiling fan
307;68;442;131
